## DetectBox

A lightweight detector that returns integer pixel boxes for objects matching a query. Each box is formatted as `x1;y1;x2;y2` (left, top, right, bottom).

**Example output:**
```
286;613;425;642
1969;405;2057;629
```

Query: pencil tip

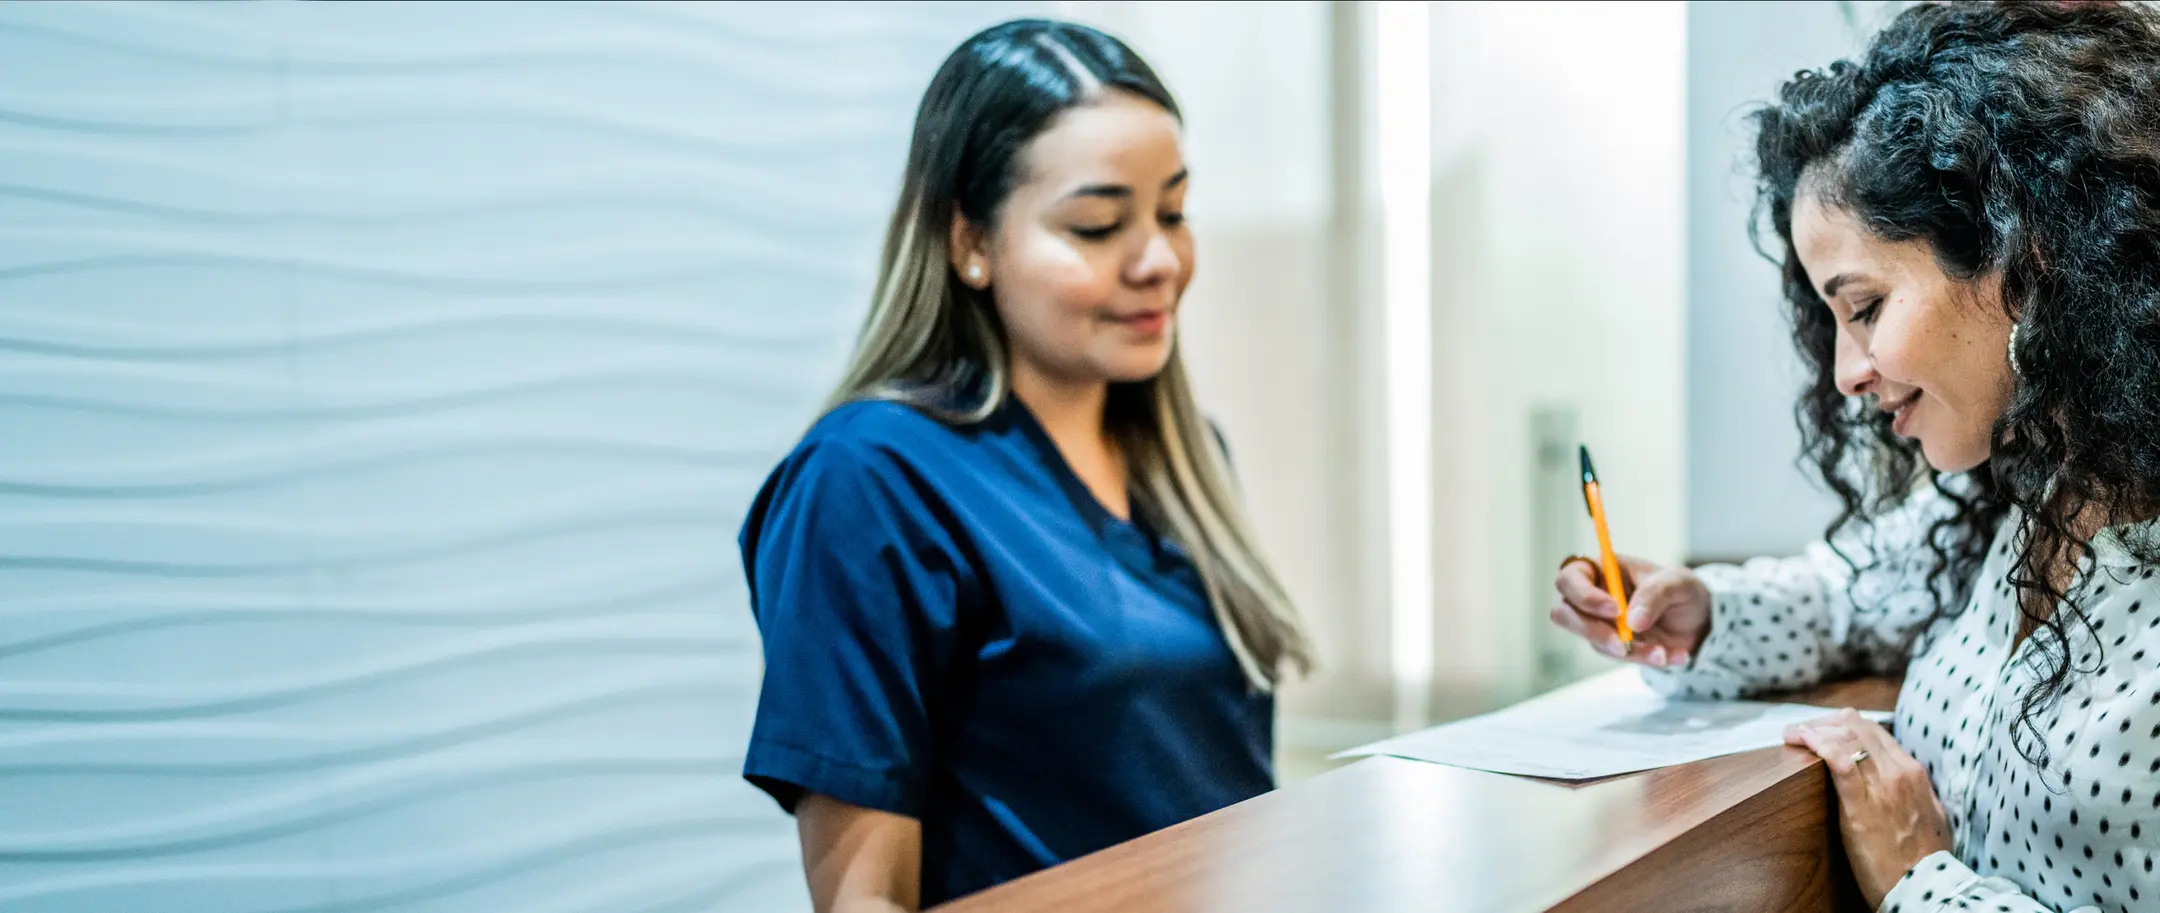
1578;445;1595;483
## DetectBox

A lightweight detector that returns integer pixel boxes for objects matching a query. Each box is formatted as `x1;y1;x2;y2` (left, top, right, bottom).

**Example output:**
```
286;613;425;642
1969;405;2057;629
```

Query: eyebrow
1064;169;1189;202
1821;272;1860;299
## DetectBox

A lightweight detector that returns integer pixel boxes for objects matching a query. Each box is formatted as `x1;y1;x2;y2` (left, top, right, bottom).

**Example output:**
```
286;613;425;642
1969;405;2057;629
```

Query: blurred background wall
0;2;1906;911
1685;0;1896;561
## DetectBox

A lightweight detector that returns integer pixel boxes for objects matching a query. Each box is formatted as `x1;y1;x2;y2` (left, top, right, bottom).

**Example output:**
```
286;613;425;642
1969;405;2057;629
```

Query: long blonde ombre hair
824;19;1312;689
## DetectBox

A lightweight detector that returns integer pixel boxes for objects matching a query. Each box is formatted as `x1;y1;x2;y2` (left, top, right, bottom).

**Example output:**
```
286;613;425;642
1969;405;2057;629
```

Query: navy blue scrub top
739;398;1273;906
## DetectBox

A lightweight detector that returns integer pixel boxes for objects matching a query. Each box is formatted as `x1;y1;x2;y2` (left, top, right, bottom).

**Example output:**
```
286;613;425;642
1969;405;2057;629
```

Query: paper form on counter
1333;669;1893;780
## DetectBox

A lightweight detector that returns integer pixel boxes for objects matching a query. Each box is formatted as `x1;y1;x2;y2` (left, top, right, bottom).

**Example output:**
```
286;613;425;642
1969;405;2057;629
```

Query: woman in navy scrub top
739;19;1314;912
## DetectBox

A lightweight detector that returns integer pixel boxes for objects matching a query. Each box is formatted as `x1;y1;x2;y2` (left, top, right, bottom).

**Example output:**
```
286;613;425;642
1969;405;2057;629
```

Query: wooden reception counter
931;674;1900;913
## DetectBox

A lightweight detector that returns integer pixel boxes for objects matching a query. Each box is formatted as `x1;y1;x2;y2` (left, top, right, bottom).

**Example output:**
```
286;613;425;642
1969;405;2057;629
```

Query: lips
1880;391;1921;436
1115;310;1169;335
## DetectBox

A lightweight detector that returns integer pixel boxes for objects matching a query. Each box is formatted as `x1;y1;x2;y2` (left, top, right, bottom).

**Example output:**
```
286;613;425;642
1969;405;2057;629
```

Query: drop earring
2008;322;2028;376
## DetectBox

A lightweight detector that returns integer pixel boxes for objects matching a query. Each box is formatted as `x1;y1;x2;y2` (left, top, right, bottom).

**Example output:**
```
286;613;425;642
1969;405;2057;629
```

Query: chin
1101;344;1175;384
1919;436;1990;474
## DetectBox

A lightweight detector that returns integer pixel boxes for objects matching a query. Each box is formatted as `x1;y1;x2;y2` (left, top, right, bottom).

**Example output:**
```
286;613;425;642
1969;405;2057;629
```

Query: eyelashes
1068;212;1186;241
1849;297;1884;325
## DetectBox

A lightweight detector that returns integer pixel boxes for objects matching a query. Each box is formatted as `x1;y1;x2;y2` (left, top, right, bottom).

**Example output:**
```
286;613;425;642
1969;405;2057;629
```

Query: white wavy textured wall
0;3;1032;911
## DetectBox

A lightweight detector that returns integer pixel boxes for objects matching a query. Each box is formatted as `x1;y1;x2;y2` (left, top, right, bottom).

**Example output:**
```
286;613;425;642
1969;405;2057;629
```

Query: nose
1832;324;1877;398
1126;230;1182;288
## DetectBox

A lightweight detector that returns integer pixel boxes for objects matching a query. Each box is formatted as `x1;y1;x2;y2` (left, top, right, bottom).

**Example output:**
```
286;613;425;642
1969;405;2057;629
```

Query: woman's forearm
797;793;924;913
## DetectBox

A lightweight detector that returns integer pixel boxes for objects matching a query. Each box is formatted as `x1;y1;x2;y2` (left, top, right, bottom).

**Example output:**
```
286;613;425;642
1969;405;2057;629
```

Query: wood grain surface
931;675;1900;913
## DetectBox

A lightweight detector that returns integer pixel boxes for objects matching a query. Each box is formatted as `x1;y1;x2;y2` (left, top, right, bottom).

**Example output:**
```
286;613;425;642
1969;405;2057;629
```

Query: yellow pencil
1578;445;1633;654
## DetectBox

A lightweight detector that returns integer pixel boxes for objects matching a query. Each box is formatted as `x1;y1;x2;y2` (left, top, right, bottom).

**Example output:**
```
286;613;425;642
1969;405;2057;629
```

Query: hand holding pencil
1547;446;1715;668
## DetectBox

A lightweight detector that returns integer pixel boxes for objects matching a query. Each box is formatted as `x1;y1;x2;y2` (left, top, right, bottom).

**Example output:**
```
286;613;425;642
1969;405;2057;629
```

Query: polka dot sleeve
1643;486;1962;700
1882;851;2096;913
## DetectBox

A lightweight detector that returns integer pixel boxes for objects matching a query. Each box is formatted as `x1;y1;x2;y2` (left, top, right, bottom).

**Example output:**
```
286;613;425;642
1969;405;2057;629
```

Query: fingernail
1648;645;1669;666
1598;639;1623;657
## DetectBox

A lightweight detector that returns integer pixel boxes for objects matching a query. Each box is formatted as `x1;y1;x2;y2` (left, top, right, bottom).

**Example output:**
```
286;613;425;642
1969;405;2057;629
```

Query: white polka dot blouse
1645;486;2160;913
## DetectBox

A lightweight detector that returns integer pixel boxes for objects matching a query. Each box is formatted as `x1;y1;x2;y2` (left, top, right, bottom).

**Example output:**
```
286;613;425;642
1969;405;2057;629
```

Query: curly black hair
1752;0;2160;772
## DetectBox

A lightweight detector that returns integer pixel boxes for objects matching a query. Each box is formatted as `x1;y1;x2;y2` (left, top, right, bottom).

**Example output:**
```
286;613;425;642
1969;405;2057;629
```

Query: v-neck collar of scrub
1001;397;1141;538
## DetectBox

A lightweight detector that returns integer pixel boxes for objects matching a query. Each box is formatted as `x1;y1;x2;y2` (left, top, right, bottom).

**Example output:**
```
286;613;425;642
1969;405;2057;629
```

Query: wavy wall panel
0;2;1034;910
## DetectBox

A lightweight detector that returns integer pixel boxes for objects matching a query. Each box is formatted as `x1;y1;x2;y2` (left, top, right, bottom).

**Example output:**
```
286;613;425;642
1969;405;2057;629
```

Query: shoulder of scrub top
797;398;980;465
746;397;996;524
737;398;981;576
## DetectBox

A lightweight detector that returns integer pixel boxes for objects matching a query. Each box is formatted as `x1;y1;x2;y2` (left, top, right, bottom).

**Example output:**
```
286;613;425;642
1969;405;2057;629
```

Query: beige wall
1423;0;1690;714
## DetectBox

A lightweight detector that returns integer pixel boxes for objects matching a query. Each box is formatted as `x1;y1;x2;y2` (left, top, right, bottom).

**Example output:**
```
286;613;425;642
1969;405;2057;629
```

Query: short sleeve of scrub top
737;412;972;817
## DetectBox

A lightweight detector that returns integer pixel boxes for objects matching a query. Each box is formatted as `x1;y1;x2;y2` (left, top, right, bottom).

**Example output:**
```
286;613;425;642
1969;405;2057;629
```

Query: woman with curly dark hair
1551;3;2160;911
